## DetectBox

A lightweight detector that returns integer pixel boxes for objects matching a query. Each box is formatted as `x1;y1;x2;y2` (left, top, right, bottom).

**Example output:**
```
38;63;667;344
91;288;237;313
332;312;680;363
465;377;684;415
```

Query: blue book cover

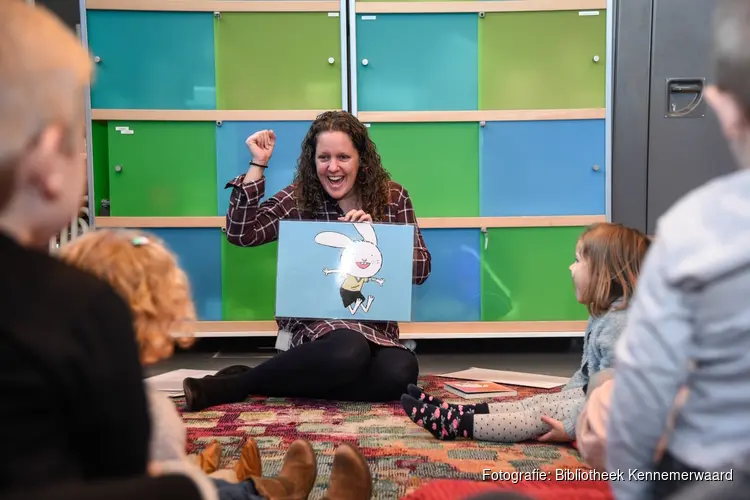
275;220;415;322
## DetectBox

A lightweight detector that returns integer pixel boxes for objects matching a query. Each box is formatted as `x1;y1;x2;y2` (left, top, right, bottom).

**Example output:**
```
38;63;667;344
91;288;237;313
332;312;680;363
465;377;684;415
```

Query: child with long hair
59;229;372;500
400;223;651;443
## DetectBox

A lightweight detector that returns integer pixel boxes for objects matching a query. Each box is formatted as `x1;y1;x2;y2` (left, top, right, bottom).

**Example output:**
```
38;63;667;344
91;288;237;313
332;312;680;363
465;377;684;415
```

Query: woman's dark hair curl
293;111;391;220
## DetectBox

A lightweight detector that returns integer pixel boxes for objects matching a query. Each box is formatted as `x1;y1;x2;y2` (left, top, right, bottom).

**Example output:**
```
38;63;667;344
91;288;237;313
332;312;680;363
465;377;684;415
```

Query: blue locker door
479;120;605;216
87;11;216;110
215;121;310;215
412;229;481;322
356;14;478;111
149;228;223;321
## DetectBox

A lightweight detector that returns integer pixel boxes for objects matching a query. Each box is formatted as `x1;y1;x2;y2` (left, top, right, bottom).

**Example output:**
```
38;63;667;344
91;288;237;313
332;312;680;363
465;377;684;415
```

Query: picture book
444;381;518;399
275;220;415;322
437;368;569;389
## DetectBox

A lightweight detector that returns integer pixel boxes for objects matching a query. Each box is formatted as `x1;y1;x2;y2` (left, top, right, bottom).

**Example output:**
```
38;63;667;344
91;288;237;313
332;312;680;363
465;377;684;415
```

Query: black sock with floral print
401;394;474;440
406;384;489;415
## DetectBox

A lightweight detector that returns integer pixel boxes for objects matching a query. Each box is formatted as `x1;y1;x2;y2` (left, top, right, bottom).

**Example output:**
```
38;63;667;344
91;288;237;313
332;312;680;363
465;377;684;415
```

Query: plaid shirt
225;174;432;349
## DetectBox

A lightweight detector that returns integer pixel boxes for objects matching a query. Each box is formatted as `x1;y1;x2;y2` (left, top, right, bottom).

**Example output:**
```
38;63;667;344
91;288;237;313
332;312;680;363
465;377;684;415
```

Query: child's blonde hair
578;223;651;316
59;229;196;365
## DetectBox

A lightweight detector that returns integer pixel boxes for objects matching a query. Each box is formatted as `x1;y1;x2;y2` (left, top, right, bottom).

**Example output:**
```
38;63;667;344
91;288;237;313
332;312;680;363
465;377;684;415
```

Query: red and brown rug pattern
178;375;612;499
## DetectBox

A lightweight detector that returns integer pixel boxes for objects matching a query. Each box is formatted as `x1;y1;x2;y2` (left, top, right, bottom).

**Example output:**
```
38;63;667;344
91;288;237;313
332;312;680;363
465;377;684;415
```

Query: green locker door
368;122;479;217
221;239;278;320
480;227;589;321
107;121;217;216
479;10;606;110
215;13;342;110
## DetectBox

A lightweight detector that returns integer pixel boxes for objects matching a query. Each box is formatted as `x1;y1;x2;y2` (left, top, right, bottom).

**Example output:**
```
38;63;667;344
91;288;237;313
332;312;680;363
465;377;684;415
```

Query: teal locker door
87;11;216;110
356;14;478;111
149;228;223;321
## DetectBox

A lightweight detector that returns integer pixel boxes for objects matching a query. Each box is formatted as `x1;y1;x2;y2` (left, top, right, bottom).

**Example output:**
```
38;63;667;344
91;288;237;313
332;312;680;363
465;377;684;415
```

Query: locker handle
666;78;705;118
669;83;702;94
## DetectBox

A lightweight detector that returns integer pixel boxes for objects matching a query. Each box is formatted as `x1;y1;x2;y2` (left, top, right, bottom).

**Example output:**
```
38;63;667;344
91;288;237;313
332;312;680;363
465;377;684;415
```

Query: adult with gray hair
0;2;207;499
606;0;750;499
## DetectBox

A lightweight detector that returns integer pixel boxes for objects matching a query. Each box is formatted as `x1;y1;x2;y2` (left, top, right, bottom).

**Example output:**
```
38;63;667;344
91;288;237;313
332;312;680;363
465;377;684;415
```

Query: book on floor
444;381;517;399
145;369;217;396
436;367;569;389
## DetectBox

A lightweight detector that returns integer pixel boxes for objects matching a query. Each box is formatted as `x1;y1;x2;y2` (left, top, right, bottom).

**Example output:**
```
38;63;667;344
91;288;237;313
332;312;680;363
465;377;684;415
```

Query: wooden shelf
94;215;605;229
91;109;606;123
91;109;333;122
358;109;606;123
86;0;605;13
87;0;340;12
186;320;589;338
356;0;605;14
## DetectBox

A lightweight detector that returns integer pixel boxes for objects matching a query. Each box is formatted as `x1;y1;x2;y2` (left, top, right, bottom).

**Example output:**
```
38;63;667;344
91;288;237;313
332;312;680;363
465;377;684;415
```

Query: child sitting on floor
58;229;372;500
400;223;651;443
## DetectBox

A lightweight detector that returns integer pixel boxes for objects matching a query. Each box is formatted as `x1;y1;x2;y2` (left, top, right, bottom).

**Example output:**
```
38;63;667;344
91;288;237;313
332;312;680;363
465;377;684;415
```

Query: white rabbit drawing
314;222;385;315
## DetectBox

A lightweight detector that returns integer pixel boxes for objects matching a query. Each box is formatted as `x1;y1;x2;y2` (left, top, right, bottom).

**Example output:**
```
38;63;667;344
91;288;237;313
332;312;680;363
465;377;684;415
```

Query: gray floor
146;337;582;378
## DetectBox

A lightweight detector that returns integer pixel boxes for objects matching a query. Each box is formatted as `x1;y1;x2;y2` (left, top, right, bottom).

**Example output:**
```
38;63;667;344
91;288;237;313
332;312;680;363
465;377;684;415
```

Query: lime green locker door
106;122;217;216
215;13;342;110
480;227;589;321
479;10;606;110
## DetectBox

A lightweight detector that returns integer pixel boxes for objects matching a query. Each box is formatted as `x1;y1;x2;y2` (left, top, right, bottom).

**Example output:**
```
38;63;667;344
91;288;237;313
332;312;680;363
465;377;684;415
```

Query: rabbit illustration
314;222;385;314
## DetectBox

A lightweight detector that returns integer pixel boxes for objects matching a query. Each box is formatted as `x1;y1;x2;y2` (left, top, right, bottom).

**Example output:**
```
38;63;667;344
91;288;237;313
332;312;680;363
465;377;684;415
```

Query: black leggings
205;329;419;404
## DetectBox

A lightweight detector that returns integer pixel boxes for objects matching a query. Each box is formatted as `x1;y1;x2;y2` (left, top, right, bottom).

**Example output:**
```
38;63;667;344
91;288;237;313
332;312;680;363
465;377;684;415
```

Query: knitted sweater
145;383;218;500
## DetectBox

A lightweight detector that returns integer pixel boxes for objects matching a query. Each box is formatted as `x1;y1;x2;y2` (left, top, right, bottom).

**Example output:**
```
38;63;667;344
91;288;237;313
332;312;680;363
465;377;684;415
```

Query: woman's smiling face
315;131;360;201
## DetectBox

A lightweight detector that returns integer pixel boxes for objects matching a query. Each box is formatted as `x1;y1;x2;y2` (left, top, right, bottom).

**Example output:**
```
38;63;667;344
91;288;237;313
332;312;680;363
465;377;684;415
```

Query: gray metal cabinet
612;0;736;234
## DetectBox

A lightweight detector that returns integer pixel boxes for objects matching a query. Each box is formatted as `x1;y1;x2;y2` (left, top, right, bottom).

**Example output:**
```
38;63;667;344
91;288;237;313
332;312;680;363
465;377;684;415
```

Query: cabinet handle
592;164;600;171
328;57;335;64
114;165;122;172
593;55;600;63
93;56;101;64
361;58;369;66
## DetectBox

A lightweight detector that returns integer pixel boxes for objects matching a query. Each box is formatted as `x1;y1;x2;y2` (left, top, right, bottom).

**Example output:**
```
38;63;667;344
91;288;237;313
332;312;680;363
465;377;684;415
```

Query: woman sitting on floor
182;111;431;410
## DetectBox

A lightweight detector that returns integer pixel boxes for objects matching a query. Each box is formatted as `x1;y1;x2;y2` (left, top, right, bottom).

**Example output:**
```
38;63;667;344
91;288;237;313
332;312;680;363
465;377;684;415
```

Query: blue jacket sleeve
606;238;694;500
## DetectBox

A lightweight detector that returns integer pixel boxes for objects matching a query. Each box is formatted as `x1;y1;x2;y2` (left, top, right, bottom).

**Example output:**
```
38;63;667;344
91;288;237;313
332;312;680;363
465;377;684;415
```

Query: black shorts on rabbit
340;288;366;308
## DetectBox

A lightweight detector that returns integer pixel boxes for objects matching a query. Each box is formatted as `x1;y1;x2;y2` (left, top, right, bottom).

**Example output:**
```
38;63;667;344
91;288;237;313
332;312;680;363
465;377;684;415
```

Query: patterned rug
177;375;612;499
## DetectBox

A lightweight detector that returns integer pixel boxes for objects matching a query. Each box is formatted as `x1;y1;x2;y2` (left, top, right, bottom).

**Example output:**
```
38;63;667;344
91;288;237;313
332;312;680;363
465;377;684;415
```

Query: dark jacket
0;476;202;500
0;232;150;489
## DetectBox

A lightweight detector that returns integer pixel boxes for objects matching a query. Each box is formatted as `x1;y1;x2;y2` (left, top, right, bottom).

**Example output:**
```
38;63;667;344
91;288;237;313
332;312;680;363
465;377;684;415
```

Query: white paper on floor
146;369;218;396
436;367;569;389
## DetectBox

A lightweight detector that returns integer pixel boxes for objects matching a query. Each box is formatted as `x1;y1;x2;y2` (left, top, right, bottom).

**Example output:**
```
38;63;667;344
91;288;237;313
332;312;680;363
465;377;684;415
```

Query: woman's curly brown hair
293;111;392;220
58;229;196;366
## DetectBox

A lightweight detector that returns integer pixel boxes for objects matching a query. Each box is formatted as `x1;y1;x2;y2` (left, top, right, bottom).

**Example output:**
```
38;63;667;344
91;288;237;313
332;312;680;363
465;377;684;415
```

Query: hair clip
131;236;150;247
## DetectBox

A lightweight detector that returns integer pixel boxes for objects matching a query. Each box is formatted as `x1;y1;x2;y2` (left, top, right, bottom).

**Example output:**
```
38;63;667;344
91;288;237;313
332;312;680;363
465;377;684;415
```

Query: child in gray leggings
401;223;651;443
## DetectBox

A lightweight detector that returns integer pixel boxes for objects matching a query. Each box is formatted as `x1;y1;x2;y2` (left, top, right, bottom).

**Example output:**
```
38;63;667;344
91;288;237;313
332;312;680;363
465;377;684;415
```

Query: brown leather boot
321;444;372;500
250;439;317;499
197;440;222;474
235;437;262;481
